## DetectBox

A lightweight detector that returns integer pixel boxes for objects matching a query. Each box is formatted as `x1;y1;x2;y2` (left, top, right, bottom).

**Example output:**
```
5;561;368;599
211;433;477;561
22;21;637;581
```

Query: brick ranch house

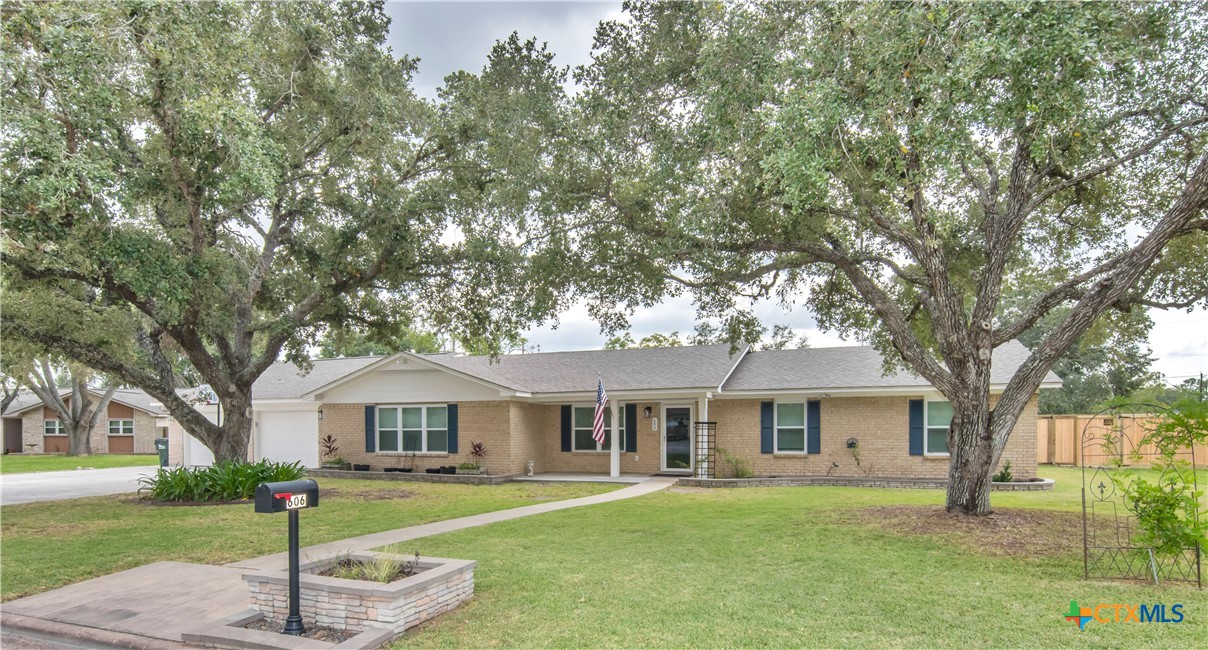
2;388;168;455
168;342;1058;481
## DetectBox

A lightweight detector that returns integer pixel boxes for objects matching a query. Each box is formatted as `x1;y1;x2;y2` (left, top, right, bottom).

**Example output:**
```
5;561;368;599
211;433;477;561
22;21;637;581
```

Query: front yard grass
385;465;1207;648
0;453;159;474
0;479;620;601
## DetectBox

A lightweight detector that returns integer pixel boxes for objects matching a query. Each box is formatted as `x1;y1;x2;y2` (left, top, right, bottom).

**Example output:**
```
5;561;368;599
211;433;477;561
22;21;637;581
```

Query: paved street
0;466;158;506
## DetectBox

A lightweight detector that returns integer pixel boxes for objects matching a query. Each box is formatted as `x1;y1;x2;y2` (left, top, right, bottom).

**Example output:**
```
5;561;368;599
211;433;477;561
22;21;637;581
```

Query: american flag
592;376;608;445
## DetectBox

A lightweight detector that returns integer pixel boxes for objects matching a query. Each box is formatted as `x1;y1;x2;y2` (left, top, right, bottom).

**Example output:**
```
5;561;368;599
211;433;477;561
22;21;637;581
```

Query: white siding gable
318;367;503;404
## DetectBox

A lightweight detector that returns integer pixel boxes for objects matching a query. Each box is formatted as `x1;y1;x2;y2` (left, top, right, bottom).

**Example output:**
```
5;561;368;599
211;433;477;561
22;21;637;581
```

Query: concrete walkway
2;476;677;647
229;476;677;571
1;466;158;506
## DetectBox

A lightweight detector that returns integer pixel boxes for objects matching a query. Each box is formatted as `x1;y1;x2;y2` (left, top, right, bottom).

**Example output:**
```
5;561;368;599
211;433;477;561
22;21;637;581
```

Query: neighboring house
167;341;1059;480
1;388;168;455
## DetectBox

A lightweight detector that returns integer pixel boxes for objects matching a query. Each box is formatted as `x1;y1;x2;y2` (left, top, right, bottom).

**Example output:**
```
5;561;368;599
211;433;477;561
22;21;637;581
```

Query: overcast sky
381;1;1206;385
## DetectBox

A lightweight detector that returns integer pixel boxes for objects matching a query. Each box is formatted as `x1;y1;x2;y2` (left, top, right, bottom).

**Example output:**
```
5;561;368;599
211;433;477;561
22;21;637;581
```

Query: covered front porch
530;390;717;479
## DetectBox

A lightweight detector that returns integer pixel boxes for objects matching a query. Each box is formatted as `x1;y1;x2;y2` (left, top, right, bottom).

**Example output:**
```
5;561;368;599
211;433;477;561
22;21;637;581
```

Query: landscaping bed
308;468;517;485
677;475;1055;490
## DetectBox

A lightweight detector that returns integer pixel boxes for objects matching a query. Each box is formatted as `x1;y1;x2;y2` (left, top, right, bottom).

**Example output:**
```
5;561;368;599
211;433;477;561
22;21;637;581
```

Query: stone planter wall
244;552;475;634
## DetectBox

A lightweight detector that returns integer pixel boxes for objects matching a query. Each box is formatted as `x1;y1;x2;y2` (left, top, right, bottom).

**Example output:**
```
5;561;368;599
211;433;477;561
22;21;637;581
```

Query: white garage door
256;411;319;468
184;433;215;467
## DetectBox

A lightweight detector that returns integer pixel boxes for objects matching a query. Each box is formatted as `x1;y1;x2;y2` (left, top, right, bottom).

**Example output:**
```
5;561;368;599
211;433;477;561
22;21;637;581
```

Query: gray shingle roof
252;356;383;399
2;387;167;416
418;344;750;393
721;339;1059;392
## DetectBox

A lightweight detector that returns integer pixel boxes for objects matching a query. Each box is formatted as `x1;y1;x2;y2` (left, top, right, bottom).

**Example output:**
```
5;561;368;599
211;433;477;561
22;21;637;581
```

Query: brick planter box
244;552;475;635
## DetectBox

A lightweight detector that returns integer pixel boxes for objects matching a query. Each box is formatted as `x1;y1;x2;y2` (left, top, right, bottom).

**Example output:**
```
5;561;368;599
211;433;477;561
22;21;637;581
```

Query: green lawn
0;453;159;474
0;479;620;601
384;466;1207;649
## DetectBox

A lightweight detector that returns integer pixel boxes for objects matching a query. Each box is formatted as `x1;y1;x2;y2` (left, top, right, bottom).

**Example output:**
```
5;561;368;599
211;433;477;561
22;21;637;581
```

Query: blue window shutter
625;403;638;452
807;400;821;454
364;405;376;453
760;401;774;454
909;399;924;456
447;404;458;454
561;405;572;452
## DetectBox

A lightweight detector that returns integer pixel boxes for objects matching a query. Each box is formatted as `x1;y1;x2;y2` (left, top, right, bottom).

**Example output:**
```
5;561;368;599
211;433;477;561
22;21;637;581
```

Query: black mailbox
255;479;319;514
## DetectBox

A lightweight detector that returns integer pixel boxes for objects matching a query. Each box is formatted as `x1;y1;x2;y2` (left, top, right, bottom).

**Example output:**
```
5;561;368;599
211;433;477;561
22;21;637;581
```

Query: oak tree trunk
65;421;92;457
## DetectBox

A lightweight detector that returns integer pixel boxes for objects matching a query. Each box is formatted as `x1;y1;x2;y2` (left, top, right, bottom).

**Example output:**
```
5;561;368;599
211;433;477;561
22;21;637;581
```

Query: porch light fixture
643;407;652;418
318;409;324;421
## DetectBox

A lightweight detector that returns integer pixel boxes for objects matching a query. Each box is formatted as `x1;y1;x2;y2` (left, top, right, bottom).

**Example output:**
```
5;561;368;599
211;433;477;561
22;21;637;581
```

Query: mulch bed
124;497;252;507
850;505;1082;558
244;617;352;644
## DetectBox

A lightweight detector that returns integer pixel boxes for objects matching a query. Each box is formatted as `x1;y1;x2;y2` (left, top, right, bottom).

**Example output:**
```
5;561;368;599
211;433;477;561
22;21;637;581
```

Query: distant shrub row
138;460;305;502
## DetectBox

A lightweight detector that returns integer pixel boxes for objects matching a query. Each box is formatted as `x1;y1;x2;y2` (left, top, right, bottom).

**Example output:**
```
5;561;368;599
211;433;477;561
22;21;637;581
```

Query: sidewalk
1;477;677;647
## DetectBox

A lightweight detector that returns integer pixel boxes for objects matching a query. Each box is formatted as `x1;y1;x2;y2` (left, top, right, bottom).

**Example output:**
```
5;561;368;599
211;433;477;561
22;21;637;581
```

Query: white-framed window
43;420;65;435
572;405;626;452
775;402;806;453
108;419;134;435
925;400;952;455
377;405;447;453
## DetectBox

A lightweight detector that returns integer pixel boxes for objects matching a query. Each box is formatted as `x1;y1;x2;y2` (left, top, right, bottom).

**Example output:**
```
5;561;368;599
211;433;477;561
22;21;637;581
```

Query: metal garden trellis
1080;403;1202;588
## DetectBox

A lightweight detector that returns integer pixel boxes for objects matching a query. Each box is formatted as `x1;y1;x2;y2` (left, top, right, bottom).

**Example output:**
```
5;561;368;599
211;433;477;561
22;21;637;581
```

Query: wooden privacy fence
1037;414;1208;466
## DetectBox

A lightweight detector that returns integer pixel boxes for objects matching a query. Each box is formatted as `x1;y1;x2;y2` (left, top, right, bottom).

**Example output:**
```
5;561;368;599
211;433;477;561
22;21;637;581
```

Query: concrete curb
1;613;184;649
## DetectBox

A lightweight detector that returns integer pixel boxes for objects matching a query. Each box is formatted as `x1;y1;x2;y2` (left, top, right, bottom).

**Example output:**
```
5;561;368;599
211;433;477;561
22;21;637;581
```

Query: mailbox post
255;479;319;636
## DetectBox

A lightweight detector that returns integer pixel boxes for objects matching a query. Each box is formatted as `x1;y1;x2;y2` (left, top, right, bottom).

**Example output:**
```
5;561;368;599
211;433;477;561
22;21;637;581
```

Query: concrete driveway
0;466;158;506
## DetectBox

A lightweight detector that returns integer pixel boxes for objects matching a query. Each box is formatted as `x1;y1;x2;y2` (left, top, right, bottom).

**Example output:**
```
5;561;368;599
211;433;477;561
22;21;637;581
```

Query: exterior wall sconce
643;407;652;418
318;409;324;421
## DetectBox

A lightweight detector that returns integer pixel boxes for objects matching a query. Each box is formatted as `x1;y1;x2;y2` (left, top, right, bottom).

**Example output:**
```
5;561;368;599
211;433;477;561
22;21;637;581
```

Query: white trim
716;382;1059;399
375;404;449;454
772;399;808;454
715;344;752;392
569;403;624;452
660;403;694;472
107;418;135;436
923;399;952;456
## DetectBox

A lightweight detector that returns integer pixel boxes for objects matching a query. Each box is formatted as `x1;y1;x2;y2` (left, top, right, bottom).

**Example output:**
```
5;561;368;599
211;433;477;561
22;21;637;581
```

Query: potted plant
455;441;487;475
319;435;350;470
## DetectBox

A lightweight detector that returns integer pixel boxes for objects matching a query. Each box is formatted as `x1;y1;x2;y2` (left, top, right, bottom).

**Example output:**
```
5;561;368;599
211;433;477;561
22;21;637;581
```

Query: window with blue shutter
364;405;376;453
760;401;774;454
806;400;821;454
625;403;638;453
446;403;458;454
560;405;572;452
908;399;924;456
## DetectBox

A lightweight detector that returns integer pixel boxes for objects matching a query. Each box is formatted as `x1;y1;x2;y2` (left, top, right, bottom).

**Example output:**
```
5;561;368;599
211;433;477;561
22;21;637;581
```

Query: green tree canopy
1;2;567;460
562;1;1208;514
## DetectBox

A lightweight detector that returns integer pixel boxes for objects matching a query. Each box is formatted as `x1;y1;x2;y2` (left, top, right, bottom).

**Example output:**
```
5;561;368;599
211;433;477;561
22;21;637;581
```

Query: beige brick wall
20;407;159;455
319;401;520;474
711;395;1040;480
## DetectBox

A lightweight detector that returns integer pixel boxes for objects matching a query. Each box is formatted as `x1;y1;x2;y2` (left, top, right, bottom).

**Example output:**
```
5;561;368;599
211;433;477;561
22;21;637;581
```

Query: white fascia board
716;344;752;392
525;388;716;404
716;383;1044;399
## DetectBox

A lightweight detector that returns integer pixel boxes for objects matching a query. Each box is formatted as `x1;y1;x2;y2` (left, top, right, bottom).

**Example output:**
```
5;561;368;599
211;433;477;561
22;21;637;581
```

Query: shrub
138;459;305;502
716;447;754;479
992;460;1013;483
326;552;421;583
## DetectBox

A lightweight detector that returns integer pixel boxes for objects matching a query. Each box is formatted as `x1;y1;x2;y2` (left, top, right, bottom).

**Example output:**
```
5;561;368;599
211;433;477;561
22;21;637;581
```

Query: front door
662;405;694;472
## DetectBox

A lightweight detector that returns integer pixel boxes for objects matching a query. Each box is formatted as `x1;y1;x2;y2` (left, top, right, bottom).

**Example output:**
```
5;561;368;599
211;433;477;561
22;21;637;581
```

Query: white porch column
609;401;621;477
696;393;711;479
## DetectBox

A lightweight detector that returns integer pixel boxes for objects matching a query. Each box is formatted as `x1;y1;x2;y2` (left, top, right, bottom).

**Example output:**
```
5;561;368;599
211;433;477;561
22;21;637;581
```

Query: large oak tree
2;2;567;461
563;1;1208;514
